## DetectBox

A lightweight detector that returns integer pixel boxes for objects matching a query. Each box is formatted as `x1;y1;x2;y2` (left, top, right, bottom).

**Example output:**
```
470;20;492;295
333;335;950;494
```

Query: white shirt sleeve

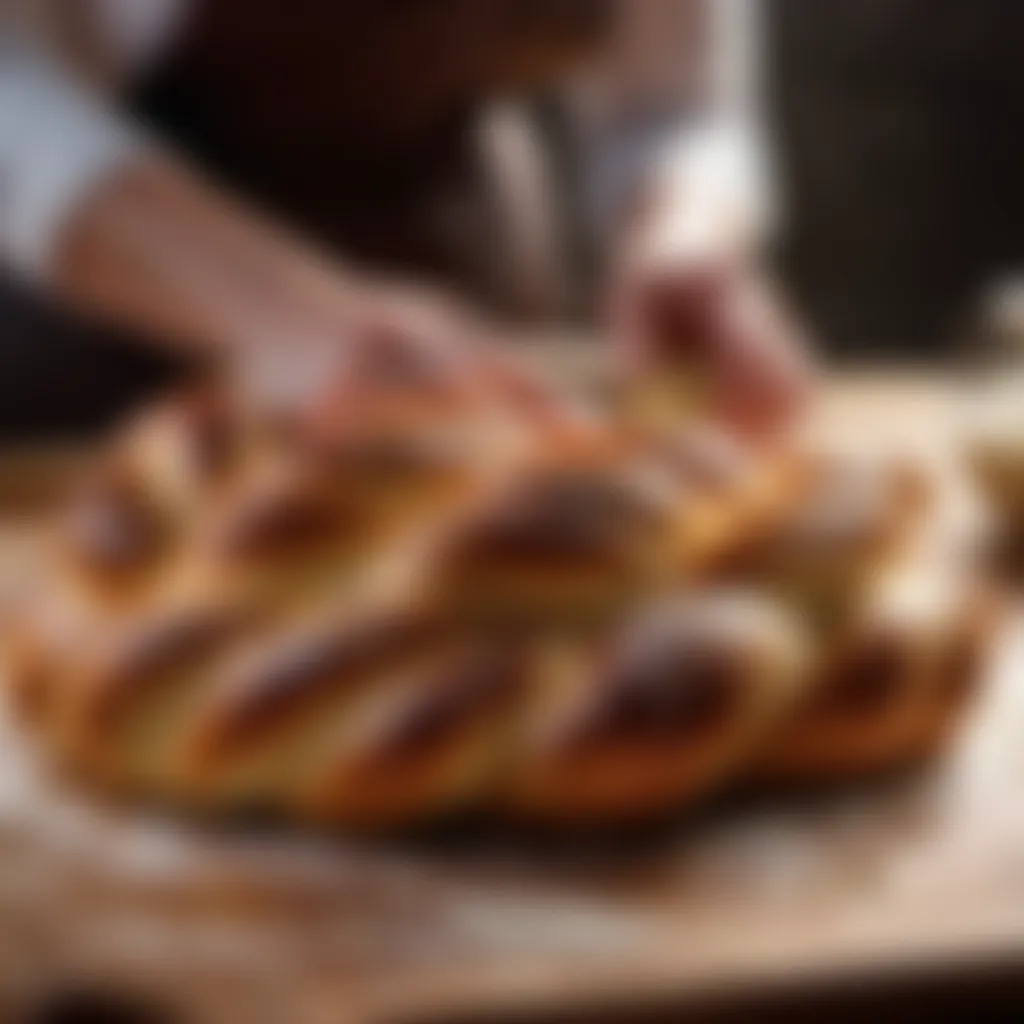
0;53;144;282
569;0;774;250
0;1;186;283
676;0;776;242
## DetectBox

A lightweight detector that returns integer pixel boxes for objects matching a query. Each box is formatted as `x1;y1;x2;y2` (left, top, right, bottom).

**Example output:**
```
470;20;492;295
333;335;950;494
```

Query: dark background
770;0;1024;357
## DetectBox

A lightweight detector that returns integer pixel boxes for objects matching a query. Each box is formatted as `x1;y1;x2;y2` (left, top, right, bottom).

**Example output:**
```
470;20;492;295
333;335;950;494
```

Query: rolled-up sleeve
571;0;774;252
0;0;185;283
0;52;143;282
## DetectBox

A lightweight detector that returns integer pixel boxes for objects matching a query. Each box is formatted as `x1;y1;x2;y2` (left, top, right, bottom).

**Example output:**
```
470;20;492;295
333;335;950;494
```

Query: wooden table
1;375;1022;1023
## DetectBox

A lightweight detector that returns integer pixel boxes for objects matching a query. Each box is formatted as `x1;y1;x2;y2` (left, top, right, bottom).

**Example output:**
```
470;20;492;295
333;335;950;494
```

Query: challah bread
718;441;934;622
52;376;534;613
499;591;806;822
969;438;1024;531
431;424;810;625
163;459;383;616
32;585;805;827
46;600;257;794
115;389;253;518
892;570;1000;763
47;597;513;828
963;386;1024;578
53;390;260;612
645;423;813;580
751;562;999;782
6;396;238;718
180;606;525;825
5;581;101;727
288;386;534;546
431;437;687;624
3;363;997;830
59;463;174;606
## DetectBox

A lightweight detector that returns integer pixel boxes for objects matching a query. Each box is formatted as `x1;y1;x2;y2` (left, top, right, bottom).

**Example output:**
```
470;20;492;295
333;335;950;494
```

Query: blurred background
770;0;1024;359
3;0;1024;436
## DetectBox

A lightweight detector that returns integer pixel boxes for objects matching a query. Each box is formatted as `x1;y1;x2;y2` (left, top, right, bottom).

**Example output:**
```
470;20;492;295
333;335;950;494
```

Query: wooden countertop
1;372;1021;1023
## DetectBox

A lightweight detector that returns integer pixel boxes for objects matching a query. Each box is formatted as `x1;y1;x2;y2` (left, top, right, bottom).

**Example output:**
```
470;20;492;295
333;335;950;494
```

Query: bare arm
0;15;568;421
54;151;369;360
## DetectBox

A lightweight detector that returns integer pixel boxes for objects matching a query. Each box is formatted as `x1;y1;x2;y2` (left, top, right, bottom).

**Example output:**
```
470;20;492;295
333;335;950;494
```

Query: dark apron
0;0;612;440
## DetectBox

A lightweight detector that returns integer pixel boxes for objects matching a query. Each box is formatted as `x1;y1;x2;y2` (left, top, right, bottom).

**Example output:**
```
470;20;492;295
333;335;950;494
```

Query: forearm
54;151;364;359
0;45;365;363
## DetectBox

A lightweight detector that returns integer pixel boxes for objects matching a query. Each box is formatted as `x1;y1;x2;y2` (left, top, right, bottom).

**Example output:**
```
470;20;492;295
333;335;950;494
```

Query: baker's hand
606;121;815;440
610;253;813;438
243;279;599;441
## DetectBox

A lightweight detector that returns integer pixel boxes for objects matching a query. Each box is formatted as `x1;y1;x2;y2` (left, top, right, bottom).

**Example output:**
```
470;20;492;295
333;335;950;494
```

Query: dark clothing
134;0;613;282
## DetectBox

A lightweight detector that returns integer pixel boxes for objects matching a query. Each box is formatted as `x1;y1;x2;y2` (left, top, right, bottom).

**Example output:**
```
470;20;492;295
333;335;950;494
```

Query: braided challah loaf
34;590;801;827
751;560;998;781
4;370;997;828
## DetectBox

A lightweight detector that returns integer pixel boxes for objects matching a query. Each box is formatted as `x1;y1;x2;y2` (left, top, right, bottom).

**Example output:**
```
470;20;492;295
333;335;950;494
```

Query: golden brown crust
52;603;252;787
186;606;440;767
716;443;933;620
899;581;1001;762
434;441;686;622
5;593;97;727
750;566;997;782
293;644;527;826
71;607;246;735
204;471;355;563
499;592;804;821
58;464;175;605
646;424;813;580
12;377;995;830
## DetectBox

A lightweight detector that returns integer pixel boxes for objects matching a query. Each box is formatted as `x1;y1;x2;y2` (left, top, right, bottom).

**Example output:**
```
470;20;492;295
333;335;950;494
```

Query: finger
470;346;607;441
706;278;815;438
609;258;737;370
